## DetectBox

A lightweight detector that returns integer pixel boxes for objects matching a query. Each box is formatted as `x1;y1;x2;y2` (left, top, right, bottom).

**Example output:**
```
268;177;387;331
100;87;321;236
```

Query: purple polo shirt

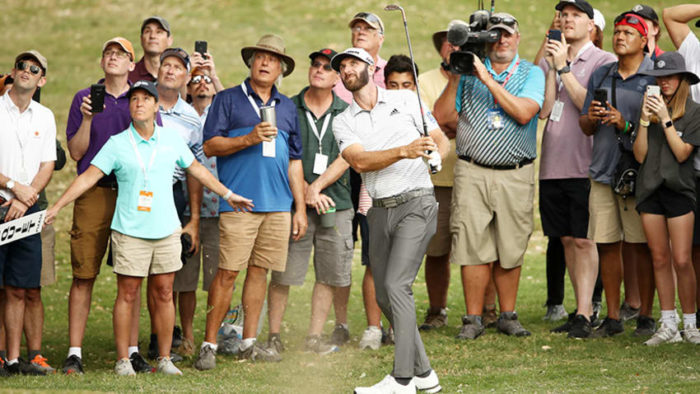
66;80;132;174
128;57;156;84
333;56;387;104
538;44;617;180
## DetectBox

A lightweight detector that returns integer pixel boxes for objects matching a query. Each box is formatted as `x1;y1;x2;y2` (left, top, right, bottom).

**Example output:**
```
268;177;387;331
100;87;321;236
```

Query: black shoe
147;335;183;362
172;326;183;349
591;317;624;338
551;312;576;333
62;355;84;375
130;352;154;373
6;358;46;376
330;324;350;346
567;314;592;338
634;315;657;337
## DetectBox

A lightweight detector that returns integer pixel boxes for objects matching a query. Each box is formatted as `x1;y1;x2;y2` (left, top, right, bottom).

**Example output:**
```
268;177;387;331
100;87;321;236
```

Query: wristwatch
6;179;15;190
664;119;673;129
556;65;571;75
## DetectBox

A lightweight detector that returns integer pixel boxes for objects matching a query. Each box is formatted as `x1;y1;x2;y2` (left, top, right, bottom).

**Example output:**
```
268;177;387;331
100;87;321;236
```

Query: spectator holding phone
633;51;700;345
189;44;225;93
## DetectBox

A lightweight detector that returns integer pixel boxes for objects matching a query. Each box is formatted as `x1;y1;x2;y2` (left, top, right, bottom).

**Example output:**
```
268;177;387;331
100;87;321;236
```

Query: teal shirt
291;88;351;210
91;124;195;239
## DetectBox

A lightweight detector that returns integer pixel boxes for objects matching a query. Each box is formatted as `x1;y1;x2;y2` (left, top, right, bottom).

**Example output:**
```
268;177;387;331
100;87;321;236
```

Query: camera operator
434;12;544;340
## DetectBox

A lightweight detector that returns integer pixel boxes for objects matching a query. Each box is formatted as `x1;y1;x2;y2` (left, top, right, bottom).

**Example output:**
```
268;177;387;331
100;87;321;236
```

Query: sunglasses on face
189;75;212;85
311;61;333;71
489;16;517;26
15;61;42;75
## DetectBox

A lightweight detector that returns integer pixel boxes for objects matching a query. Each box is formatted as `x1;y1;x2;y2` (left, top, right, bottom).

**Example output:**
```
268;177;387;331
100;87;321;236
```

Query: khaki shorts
70;185;117;279
218;211;291;272
450;160;534;269
174;217;219;292
271;208;354;287
588;179;646;243
40;224;56;287
111;229;183;277
426;186;452;257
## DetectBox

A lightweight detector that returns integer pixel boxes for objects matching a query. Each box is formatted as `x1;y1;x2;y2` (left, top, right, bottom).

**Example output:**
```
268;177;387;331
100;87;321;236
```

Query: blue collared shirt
202;78;302;213
160;96;204;182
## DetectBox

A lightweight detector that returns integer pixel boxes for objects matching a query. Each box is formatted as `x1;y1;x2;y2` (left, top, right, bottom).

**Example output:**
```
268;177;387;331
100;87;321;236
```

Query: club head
384;4;403;12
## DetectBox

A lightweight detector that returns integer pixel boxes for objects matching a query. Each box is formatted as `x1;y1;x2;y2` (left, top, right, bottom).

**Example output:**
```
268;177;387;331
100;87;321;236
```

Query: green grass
3;0;700;392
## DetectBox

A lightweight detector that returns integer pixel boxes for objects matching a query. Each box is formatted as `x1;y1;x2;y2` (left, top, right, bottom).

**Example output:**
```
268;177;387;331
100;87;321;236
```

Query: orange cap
102;37;135;61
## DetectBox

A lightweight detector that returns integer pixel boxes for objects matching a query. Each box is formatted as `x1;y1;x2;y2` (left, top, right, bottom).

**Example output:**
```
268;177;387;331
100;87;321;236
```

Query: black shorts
693;178;700;245
637;184;694;218
0;204;43;289
539;178;590;238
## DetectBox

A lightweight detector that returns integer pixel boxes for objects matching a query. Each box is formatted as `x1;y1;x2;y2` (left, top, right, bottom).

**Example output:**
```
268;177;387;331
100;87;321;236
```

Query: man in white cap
332;47;448;394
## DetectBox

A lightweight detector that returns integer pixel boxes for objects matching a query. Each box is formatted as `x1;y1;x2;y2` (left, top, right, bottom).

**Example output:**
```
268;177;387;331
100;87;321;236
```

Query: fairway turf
2;0;700;392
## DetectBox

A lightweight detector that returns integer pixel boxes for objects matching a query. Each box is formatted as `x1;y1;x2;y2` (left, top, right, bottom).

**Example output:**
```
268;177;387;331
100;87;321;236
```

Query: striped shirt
333;87;438;199
455;54;544;166
160;96;204;182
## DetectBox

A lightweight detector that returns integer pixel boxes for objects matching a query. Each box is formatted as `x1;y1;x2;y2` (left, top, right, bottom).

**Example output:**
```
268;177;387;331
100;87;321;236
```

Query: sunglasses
614;15;648;35
353;12;383;33
489;16;517;26
311;61;333;71
189;75;212;85
16;61;42;75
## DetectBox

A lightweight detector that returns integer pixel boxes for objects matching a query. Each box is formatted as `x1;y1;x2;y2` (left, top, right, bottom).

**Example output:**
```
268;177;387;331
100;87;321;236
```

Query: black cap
627;4;659;24
639;51;700;85
555;0;594;19
127;80;159;101
309;48;338;62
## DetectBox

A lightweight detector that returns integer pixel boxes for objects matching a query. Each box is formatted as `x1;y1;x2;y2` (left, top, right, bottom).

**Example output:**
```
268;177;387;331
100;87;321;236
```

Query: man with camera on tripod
434;12;544;340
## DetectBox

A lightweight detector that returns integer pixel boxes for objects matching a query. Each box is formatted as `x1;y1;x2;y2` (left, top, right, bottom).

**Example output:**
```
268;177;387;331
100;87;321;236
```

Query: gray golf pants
367;195;437;378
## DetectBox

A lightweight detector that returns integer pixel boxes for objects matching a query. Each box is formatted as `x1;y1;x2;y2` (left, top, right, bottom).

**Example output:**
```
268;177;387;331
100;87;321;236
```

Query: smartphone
195;41;208;57
646;85;660;97
548;29;562;42
593;88;608;108
0;205;8;222
90;84;105;113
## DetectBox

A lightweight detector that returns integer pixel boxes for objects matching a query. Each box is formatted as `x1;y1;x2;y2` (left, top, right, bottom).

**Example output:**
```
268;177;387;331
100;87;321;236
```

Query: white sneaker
684;327;700;344
114;358;136;376
414;370;441;393
644;322;682;346
354;375;416;393
157;356;182;375
359;326;383;350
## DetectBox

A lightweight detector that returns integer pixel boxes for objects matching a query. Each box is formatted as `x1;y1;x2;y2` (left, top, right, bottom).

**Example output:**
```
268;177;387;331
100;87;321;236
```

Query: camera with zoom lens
447;10;501;74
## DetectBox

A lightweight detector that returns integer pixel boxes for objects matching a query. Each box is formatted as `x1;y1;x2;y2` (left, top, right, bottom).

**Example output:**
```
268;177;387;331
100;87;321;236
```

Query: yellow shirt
418;68;457;187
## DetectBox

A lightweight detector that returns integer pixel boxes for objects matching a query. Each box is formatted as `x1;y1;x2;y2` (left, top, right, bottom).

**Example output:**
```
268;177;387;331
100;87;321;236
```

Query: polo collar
130;123;160;143
243;78;281;106
485;54;520;80
295;87;347;116
2;90;36;114
96;78;132;99
349;85;384;116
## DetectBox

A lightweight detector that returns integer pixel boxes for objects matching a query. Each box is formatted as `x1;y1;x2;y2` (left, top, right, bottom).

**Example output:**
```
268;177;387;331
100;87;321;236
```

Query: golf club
384;4;439;174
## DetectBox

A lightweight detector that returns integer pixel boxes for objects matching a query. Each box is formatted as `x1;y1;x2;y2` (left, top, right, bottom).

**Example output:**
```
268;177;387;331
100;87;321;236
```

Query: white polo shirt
333;87;437;199
0;91;57;200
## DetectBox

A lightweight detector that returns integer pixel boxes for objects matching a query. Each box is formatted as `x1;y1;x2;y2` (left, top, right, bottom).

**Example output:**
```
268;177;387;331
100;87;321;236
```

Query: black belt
459;155;533;170
372;188;433;208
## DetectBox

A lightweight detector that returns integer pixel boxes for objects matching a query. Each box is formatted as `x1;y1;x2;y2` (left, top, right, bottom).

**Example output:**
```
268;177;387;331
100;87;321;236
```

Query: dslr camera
447;9;501;74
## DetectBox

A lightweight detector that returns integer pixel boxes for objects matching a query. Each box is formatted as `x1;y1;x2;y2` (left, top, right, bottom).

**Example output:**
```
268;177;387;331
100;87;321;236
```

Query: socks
337;323;348;330
68;347;82;359
128;346;139;356
660;310;677;328
683;313;697;330
202;341;218;352
7;358;18;365
241;338;256;350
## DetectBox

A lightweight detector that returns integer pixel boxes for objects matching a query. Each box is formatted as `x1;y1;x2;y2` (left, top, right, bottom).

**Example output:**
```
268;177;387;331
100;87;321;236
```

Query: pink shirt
538;44;617;180
333;56;387;104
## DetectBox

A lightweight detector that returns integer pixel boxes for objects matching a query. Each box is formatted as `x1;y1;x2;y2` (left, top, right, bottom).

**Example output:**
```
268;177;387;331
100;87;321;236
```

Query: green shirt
291;88;351;211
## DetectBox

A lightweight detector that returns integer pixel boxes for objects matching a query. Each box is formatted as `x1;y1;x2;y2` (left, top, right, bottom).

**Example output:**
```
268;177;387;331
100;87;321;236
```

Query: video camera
447;7;501;74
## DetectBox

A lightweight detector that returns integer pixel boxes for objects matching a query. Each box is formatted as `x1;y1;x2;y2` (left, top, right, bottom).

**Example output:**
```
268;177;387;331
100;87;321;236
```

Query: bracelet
223;190;233;200
623;121;630;134
639;119;650;127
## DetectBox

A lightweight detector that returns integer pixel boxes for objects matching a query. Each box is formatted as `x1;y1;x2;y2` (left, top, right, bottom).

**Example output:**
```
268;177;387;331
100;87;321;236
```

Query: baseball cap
102;37;135;61
14;50;48;73
330;47;375;72
160;47;191;72
593;9;606;31
309;48;338;62
127;80;159;101
628;4;659;24
348;12;385;35
487;12;519;34
555;0;594;19
141;16;171;35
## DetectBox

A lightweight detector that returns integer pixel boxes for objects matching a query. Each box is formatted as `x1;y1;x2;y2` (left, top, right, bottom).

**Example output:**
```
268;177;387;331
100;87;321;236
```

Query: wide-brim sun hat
639;51;700;85
241;34;295;77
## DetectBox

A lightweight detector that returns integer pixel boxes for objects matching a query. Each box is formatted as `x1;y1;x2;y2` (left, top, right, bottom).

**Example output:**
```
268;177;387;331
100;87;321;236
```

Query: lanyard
305;110;331;153
241;82;275;119
128;126;160;187
493;60;520;107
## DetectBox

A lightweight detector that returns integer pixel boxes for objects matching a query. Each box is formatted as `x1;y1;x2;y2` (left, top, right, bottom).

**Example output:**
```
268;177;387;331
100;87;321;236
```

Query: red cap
614;13;648;38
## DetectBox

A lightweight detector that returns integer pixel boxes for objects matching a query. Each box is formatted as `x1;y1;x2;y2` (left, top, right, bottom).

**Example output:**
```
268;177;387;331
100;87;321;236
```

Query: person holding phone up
633;52;700;346
189;41;225;93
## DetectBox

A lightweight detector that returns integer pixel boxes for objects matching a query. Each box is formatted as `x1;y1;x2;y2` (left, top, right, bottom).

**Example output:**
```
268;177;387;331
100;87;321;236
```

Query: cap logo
322;49;331;55
633;4;643;12
657;60;666;68
134;81;147;88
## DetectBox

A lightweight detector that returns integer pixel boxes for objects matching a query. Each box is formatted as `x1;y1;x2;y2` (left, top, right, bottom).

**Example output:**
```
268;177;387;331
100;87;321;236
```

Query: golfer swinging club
331;44;448;393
